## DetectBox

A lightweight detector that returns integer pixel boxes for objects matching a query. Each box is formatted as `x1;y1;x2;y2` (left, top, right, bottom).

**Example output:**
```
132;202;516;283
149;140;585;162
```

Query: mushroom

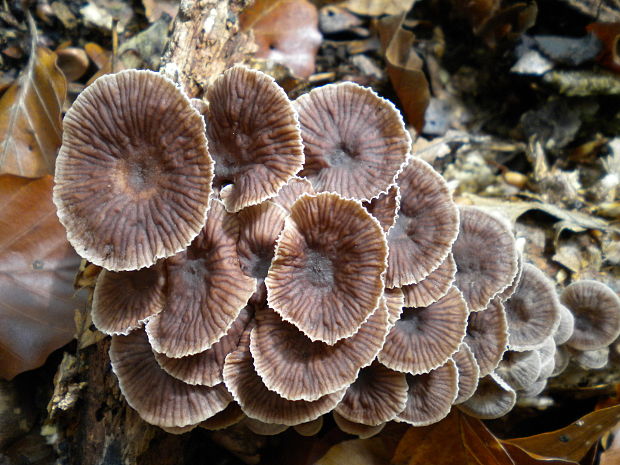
452;343;480;405
504;263;561;351
146;199;256;358
401;253;457;308
222;324;346;425
569;346;610;370
109;328;231;428
333;412;385;439
199;403;245;431
92;264;166;335
249;301;389;401
385;158;459;288
293;417;324;436
265;192;387;344
452;207;518;312
272;176;315;213
244;418;289;436
378;286;468;375
396;359;459;426
363;185;400;234
553;304;575;346
562;280;620;351
54;69;213;271
463;297;509;377
551;346;570;377
494;350;542;391
205;66;304;212
295;81;410;201
458;373;516;420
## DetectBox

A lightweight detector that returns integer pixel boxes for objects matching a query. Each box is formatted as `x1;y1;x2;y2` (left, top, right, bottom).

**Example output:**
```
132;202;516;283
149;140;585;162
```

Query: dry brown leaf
241;0;322;79
0;15;67;178
0;175;85;380
377;13;430;133
342;0;415;16
505;405;620;463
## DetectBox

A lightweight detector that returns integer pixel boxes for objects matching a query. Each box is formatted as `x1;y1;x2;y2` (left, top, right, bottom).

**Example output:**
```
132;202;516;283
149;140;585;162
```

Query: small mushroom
92;264;166;335
401;253;457;308
536;337;556;381
562;280;620;351
378;286;468;375
494;350;542;391
452;343;480;405
504;264;561;351
266;192;387;344
293;417;324;436
363;185;400;234
333;412;385;439
385;158;459;288
396;359;459;426
551;346;570;377
200;403;245;431
244;418;289;436
569;346;610;370
452;207;518;312
272;176;315;213
295;82;410;201
458;373;516;420
54;69;213;271
109;329;231;428
205;66;304;212
553;304;575;346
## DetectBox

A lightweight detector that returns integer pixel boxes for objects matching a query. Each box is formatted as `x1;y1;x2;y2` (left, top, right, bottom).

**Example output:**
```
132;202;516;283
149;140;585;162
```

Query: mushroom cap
109;329;231;428
92;264;166;335
452;343;480;405
154;307;253;386
504;263;561;351
266;192;388;344
385;287;405;329
333;412;385;439
272;176;315;213
146;199;256;357
452;207;518;312
250;301;389;401
464;297;509;377
385;158;459;288
199;402;245;431
295;81;411;201
54;69;213;271
335;361;408;426
569;346;610;370
223;324;346;425
536;337;556;380
562;280;620;351
378;286;468;375
458;373;516;420
553;304;575;345
497;252;523;302
494;350;542;391
551;345;570;377
244;418;289;436
363;185;400;234
205;65;304;212
396;359;459;426
401;253;457;308
293;417;324;436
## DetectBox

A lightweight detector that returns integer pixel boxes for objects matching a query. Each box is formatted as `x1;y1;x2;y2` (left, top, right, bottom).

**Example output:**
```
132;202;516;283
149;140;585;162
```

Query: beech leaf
0;14;67;178
0;175;85;380
504;404;620;463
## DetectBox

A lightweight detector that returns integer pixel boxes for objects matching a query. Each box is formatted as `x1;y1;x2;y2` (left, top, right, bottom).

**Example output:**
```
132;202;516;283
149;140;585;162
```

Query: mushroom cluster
53;66;620;436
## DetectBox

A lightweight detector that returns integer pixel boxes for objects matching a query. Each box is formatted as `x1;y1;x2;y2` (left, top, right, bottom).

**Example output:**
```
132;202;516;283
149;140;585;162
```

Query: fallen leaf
241;0;322;79
505;404;620;462
0;14;67;178
377;13;430;133
342;0;415;16
141;0;179;23
0;175;85;380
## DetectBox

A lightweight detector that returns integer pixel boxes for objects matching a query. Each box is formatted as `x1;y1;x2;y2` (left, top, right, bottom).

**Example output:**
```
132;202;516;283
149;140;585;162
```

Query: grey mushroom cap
520;379;547;398
504;263;561;352
551;345;570;377
363;185;400;234
553;304;575;346
458;373;516;420
452;343;480;405
536;337;556;381
401;253;457;309
54;69;213;271
568;346;610;370
452;207;518;312
494;350;542;391
562;280;620;351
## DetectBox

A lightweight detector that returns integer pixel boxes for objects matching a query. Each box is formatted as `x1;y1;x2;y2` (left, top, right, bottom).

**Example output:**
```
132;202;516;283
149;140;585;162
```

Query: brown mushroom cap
272;176;315;213
54;69;213;271
458;373;516;420
385;158;459;288
562;280;620;351
385;288;405;329
504;263;561;351
109;329;231;428
452;343;480;405
244;418;289;436
295;82;410;201
154;307;253;386
146;199;256;357
333;412;385;439
494;350;542;391
396;359;459;426
266;192;387;344
92;264;166;335
223;325;346;425
199;402;245;431
553;304;575;346
464;297;509;377
335;361;408;426
497;252;523;302
363;185;400;234
205;66;304;213
250;301;389;401
293;417;324;436
378;286;468;375
452;207;518;312
401;253;457;308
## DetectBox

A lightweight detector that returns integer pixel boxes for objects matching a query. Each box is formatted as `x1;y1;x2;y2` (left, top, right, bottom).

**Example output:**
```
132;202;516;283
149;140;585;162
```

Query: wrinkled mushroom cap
494;350;541;391
295;81;411;201
266;192;387;344
401;253;457;308
458;373;516;420
452;343;480;405
333;412;385;439
54;69;213;271
553;304;575;346
363;185;400;234
562;280;620;351
205;66;304;212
